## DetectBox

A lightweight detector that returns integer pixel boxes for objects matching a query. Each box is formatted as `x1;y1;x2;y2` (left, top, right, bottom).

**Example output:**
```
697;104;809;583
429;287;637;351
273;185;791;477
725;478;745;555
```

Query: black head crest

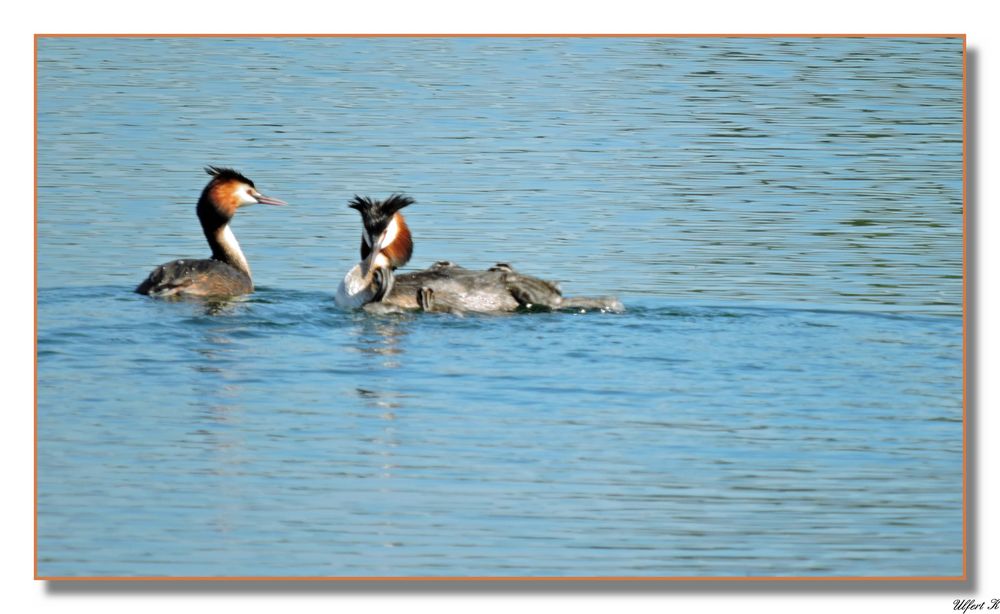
348;194;415;236
204;166;255;188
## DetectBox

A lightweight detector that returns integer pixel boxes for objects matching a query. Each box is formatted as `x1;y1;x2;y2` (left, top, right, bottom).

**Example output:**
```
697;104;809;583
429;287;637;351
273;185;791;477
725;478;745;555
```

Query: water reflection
188;325;249;420
140;293;245;317
355;387;403;412
348;316;410;369
201;299;240;317
353;387;402;478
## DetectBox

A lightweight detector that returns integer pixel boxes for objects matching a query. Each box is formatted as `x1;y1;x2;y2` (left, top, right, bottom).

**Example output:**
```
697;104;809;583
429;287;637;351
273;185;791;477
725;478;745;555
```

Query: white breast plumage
335;263;377;309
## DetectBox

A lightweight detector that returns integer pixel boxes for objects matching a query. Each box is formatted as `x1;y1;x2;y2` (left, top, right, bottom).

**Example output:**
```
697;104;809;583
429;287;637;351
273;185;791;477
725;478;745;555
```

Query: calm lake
36;37;964;577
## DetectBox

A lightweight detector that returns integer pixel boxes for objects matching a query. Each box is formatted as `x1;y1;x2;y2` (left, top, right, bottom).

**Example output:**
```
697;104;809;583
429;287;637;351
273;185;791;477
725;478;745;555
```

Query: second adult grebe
136;166;287;298
354;194;413;271
335;194;413;308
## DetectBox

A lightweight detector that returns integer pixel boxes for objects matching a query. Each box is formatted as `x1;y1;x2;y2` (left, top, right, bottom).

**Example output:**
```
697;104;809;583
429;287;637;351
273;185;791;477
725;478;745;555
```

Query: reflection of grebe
136;167;286;298
335;194;624;314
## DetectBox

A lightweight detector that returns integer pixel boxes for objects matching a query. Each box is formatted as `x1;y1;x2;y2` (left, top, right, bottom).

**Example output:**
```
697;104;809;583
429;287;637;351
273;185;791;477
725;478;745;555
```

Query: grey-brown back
135;258;253;298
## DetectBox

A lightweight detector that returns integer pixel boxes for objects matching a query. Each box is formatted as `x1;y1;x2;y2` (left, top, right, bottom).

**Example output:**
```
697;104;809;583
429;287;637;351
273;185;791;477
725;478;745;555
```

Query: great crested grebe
335;194;624;314
136;166;286;298
355;194;414;271
335;194;414;308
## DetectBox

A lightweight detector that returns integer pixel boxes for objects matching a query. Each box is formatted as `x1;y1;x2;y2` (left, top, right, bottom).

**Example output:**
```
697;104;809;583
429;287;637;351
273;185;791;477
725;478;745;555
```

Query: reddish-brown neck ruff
360;212;413;270
206;179;244;220
383;212;413;269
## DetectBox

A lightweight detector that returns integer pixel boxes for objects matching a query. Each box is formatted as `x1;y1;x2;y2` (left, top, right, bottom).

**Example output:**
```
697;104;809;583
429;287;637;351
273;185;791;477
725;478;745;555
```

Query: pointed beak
362;229;389;276
254;193;287;206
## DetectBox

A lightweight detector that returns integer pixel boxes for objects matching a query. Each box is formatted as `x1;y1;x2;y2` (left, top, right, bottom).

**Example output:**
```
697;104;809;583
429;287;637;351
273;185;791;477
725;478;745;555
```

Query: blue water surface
36;37;963;577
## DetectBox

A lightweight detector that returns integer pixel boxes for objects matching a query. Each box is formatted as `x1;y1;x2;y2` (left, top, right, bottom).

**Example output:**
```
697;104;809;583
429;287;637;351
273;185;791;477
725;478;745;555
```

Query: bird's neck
209;224;251;277
199;200;250;277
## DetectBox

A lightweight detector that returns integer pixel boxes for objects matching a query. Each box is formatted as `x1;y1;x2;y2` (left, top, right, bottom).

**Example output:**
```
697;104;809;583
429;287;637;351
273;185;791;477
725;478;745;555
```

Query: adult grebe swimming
335;194;414;308
136;166;286;298
335;194;623;314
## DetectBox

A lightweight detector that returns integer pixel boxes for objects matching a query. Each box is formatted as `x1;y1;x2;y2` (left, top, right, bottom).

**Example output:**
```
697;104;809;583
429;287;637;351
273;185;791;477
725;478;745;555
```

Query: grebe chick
372;261;624;315
136;166;286;298
335;194;414;309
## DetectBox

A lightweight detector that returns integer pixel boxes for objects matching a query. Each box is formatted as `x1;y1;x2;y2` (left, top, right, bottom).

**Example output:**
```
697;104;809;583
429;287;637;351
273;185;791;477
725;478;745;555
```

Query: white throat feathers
217;224;251;277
